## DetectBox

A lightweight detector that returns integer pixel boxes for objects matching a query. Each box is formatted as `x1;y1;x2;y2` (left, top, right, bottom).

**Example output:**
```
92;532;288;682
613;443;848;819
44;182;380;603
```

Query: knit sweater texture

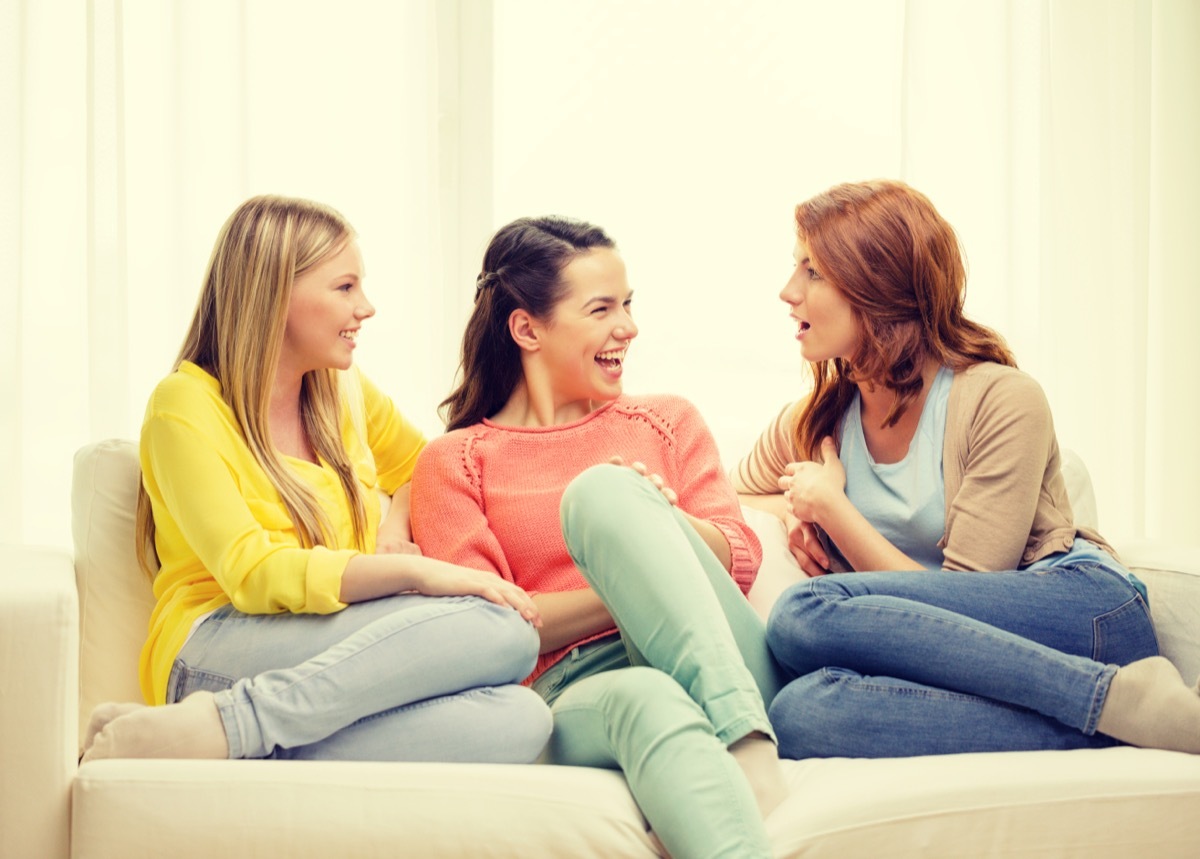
411;393;762;682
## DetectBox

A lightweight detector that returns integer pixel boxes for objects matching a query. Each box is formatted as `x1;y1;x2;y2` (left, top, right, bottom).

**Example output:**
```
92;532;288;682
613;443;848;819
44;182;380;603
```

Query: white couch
3;439;1200;858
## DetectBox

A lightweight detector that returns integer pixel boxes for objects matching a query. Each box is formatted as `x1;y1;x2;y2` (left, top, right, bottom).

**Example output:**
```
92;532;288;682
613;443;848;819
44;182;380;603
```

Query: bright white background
4;0;1198;554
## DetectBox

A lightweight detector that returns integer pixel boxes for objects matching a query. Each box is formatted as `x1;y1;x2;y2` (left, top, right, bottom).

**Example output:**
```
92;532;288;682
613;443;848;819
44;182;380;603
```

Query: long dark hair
792;180;1016;459
440;216;616;431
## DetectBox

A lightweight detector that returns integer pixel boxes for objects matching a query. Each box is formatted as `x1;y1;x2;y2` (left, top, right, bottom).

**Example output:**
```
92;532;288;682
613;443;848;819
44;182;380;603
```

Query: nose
780;271;803;306
615;308;638;341
356;291;376;319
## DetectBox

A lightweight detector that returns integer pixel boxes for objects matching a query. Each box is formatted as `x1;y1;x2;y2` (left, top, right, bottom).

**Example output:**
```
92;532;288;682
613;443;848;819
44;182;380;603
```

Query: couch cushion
72;748;1200;858
72;439;156;750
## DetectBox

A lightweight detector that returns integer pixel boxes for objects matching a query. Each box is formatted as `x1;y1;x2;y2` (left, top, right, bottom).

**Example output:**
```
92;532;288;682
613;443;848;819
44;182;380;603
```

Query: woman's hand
410;557;542;627
779;436;846;524
607;456;679;505
785;513;831;577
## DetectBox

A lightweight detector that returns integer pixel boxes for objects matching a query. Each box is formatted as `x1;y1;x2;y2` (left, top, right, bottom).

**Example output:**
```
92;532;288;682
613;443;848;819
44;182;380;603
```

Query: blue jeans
169;593;551;762
550;465;785;859
766;560;1159;758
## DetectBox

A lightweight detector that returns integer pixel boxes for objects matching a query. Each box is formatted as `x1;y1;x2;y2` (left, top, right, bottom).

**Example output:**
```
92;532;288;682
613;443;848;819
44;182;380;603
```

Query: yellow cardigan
137;362;426;704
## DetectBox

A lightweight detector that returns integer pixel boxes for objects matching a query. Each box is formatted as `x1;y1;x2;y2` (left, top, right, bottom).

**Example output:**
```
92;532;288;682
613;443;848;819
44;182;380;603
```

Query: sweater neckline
481;397;620;433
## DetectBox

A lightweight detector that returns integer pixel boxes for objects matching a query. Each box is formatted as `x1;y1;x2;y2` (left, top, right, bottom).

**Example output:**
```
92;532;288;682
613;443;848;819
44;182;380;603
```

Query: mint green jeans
536;464;785;859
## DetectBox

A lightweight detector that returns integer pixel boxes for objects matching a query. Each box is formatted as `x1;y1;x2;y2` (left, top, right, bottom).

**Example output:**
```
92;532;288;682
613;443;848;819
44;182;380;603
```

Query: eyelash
338;283;354;292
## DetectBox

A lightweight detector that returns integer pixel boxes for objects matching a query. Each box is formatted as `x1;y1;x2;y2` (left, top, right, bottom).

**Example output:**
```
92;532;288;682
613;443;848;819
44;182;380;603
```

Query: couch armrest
0;544;78;859
1119;538;1200;687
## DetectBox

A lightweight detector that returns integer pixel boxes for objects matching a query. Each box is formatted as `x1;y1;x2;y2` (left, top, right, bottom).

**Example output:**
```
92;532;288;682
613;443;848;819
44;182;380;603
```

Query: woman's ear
508;308;542;353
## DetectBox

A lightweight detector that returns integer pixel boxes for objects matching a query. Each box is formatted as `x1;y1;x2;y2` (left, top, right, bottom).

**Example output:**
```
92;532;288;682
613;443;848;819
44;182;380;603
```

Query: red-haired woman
735;179;1200;758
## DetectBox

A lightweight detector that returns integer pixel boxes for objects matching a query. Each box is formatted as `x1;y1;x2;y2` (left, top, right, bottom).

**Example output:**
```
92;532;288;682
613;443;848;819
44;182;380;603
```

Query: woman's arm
339;551;539;623
940;369;1056;572
529;589;614;654
730;399;805;495
374;483;420;555
661;398;763;589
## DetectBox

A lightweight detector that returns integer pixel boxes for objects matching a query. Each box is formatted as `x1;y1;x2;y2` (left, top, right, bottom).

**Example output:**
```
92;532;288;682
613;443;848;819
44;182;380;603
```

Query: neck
856;359;942;422
270;367;305;416
490;378;604;428
268;367;314;461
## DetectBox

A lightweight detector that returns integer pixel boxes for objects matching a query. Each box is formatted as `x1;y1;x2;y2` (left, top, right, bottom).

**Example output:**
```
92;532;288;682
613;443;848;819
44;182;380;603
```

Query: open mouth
596;348;626;372
340;329;359;343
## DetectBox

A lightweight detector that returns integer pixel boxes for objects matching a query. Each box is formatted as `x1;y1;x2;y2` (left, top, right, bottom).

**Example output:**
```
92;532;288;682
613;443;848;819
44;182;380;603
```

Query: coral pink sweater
411;394;762;682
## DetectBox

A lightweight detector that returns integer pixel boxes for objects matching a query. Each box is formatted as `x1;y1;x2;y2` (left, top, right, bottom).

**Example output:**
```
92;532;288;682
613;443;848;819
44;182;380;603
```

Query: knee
559;464;658;548
488;686;553;763
765;579;824;668
768;670;855;759
471;600;540;684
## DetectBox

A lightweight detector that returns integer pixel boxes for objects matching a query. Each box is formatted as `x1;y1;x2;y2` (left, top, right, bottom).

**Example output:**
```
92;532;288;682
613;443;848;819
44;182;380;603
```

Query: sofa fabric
1;439;1198;858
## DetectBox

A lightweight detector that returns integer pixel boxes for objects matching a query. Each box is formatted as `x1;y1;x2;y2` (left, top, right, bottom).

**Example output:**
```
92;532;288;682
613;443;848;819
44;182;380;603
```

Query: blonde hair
136;195;369;575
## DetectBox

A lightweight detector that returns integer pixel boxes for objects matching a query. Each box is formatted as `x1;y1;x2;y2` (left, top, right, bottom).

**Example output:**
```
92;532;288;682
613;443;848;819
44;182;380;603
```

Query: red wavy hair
792;180;1016;459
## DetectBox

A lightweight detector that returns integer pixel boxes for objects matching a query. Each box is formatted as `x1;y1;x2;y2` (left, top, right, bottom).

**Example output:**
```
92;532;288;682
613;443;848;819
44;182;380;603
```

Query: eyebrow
581;289;634;309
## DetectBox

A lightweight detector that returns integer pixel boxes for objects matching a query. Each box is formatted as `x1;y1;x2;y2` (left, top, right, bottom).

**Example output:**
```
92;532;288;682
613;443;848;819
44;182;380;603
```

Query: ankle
729;732;787;819
1096;656;1200;754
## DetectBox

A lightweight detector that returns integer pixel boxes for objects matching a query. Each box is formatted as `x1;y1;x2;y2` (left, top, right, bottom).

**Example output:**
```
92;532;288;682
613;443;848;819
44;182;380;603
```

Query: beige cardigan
732;362;1115;573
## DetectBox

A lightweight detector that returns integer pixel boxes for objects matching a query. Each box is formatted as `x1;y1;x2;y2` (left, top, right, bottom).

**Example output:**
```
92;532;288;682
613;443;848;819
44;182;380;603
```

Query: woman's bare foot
1096;656;1200;753
81;691;229;762
729;731;788;819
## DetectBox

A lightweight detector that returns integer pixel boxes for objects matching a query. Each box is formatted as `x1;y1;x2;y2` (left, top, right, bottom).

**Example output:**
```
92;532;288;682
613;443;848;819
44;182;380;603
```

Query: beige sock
1095;656;1200;754
81;691;230;762
729;732;788;819
81;701;147;757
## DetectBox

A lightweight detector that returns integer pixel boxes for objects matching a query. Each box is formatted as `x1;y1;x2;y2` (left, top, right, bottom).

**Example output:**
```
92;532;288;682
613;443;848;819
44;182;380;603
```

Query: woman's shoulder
145;362;224;421
415;424;488;469
951;362;1053;438
615;392;704;422
955;362;1047;404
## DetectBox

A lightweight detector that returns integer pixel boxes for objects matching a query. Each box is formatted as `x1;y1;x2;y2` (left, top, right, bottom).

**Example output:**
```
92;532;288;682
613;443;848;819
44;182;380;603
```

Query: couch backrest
72;439;156;749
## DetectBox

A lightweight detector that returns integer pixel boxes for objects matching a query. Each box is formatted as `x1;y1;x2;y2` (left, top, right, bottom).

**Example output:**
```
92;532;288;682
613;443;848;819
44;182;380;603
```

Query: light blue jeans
547;464;785;859
169;593;551;762
766;558;1159;758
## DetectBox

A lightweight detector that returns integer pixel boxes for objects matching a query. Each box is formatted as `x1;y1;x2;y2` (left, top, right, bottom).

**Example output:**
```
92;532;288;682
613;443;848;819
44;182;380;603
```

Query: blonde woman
81;195;550;763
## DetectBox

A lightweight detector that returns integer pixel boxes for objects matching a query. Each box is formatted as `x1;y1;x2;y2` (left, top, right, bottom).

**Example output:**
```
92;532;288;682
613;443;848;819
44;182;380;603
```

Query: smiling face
280;239;373;379
780;236;859;363
533;247;637;409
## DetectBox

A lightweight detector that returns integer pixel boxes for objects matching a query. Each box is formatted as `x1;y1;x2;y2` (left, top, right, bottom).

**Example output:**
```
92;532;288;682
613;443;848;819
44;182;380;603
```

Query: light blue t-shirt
838;366;953;571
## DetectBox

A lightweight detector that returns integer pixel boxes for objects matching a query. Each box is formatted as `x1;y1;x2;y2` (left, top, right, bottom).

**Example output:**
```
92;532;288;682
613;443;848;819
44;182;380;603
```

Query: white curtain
6;0;1198;552
3;0;482;550
491;0;1200;548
